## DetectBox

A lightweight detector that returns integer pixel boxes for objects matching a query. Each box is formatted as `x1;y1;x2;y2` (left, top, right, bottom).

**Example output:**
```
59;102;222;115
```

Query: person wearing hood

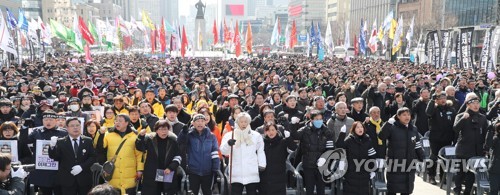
335;122;377;195
19;109;68;195
453;94;489;195
220;112;266;195
327;102;355;143
177;114;220;195
31;86;47;103
65;97;90;123
0;122;32;164
348;97;368;122
0;99;19;125
95;114;144;194
290;110;334;195
378;107;425;195
142;89;165;119
43;85;57;103
259;122;296;195
80;95;94;112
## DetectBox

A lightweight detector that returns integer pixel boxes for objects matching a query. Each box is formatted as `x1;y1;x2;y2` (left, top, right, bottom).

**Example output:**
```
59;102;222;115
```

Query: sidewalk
413;176;446;195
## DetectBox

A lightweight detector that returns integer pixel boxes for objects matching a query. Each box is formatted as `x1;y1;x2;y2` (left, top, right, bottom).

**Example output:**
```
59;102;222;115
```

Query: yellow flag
377;25;384;41
141;10;155;30
392;32;404;55
389;19;397;39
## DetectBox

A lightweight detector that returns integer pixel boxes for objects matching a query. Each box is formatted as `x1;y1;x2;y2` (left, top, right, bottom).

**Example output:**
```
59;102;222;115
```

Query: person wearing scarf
220;112;266;195
363;106;386;159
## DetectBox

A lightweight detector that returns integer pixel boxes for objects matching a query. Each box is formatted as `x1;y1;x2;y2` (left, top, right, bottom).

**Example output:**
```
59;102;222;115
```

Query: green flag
88;21;98;44
66;28;84;53
50;19;69;41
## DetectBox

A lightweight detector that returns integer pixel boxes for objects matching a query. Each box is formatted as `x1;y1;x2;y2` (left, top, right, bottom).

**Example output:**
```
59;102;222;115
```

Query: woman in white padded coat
220;112;266;195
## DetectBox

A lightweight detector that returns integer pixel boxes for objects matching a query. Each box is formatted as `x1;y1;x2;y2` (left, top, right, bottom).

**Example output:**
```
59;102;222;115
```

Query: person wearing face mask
43;86;57;103
290;110;334;195
65;98;90;123
335;122;377;195
94;78;103;90
379;107;425;195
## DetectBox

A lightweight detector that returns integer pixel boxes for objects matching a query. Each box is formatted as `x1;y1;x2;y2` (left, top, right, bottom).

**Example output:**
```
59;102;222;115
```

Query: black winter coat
426;100;456;143
412;98;430;135
259;135;296;195
364;120;387;158
379;121;425;194
291;123;334;168
335;132;376;195
489;135;500;174
453;110;488;158
367;87;394;121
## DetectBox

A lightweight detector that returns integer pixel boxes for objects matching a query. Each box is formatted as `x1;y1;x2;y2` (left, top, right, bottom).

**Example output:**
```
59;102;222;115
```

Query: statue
195;0;206;19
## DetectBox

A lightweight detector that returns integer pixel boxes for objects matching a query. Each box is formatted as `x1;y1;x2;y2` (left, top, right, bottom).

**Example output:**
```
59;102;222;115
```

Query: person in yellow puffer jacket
95;114;144;194
129;107;152;134
101;106;116;129
143;89;165;119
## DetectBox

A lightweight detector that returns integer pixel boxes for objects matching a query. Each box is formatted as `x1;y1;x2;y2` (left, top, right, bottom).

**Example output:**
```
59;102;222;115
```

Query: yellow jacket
103;130;144;193
151;101;165;119
113;106;129;115
101;118;115;129
132;119;152;133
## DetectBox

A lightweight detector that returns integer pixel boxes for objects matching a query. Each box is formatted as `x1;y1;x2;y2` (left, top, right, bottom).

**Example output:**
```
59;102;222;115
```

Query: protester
364;106;386;158
0;153;28;195
0;122;32;164
139;102;160;132
327;102;354;142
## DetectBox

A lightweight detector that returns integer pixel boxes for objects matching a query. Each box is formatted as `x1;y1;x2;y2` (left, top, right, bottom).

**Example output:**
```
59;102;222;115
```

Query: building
221;0;248;21
0;0;21;17
288;0;327;33
21;0;41;19
350;0;397;38
75;3;100;23
161;0;178;25
42;0;75;26
444;0;498;28
88;0;122;21
127;0;178;24
326;0;350;43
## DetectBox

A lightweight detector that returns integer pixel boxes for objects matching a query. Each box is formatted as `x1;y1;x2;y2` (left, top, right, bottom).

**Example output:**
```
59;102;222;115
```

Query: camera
11;164;35;172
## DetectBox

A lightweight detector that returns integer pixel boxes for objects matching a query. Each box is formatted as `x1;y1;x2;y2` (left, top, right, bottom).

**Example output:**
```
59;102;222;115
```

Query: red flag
353;34;359;56
78;16;94;45
160;18;166;52
181;26;188;58
234;21;241;57
170;34;175;51
84;45;92;63
224;19;229;43
151;30;156;53
277;18;281;36
245;22;252;54
213;19;218;45
290;20;297;49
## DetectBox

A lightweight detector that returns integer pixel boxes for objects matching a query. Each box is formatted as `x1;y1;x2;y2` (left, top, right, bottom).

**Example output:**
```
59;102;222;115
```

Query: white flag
405;16;415;55
270;18;279;45
0;10;17;56
284;23;290;49
325;21;334;54
344;21;350;50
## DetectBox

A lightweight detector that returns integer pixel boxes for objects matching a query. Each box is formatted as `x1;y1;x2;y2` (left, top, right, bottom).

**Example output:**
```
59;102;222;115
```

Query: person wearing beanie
65;97;90;123
0;99;19;124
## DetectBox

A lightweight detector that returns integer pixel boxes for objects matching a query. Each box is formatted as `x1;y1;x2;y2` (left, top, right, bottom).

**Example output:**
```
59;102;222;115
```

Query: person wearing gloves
48;118;96;194
65;97;90;122
136;120;182;195
19;109;67;195
259;122;296;194
220;112;266;195
177;114;220;195
453;94;489;195
0;153;28;195
378;107;425;195
335;122;377;195
290;110;334;195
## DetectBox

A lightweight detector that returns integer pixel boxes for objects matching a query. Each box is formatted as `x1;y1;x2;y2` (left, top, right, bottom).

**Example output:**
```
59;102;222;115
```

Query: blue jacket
178;127;220;176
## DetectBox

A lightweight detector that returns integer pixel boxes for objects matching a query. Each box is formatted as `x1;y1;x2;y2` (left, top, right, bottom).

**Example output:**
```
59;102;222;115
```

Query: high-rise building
88;0;123;21
288;0;327;32
350;0;397;36
161;0;178;24
75;3;100;23
128;0;178;24
1;0;21;17
21;0;42;19
397;0;434;29
325;0;350;43
42;0;75;26
444;0;498;27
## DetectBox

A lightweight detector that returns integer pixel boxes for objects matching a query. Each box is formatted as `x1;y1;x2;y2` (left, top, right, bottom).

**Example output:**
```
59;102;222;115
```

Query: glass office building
445;0;498;27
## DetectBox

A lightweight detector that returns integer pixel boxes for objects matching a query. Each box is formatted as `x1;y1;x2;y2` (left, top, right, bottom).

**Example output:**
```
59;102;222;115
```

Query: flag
141;10;155;30
88;21;99;45
234;22;241;57
324;20;333;54
359;19;367;55
213;19;218;45
219;21;223;45
284;22;290;49
84;44;92;63
0;9;17;56
405;16;415;55
377;25;384;41
245;22;252;54
392;16;404;55
78;16;94;45
290;20;297;49
37;16;52;44
368;19;378;53
170;34;175;51
383;11;394;31
50;19;69;41
389;19;397;39
224;18;230;43
344;21;350;50
310;21;316;46
270;18;279;45
68;14;84;52
5;8;17;29
17;9;28;33
354;34;358;56
160;18;166;52
150;29;156;53
181;26;187;58
306;32;311;56
315;22;322;47
197;25;202;50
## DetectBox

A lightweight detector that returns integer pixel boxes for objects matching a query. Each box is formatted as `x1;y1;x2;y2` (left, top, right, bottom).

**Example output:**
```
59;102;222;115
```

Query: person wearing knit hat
65;97;90;123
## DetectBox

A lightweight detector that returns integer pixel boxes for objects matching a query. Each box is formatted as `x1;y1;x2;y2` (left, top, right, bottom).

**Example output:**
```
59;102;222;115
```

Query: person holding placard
20;109;67;195
0;122;32;164
136;120;181;195
48;118;96;194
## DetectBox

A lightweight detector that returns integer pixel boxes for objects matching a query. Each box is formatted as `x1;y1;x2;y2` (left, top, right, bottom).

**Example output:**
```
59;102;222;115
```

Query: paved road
413;176;447;195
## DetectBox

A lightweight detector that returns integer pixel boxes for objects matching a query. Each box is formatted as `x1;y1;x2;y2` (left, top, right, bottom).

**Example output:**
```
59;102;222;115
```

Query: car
333;46;346;58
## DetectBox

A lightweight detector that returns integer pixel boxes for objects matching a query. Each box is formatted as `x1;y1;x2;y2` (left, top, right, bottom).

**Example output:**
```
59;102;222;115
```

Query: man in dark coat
48;118;96;194
366;82;394;121
364;106;386;159
453;96;488;195
412;88;430;135
277;95;304;131
348;97;369;122
172;97;191;125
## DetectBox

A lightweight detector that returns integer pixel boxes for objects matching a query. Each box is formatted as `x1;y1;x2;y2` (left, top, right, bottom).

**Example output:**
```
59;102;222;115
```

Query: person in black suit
48;117;96;195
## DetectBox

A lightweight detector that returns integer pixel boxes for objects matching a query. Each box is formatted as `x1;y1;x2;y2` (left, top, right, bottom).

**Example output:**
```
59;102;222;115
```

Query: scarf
480;91;488;109
167;117;179;127
370;118;383;145
234;124;254;147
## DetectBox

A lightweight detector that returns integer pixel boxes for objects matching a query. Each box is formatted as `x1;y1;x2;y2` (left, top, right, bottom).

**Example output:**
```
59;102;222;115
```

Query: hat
68;97;80;104
39;100;53;109
42;111;58;119
228;94;239;100
0;99;12;107
127;82;138;89
350;97;364;103
222;86;229;91
192;114;206;121
466;97;480;105
91;96;100;100
31;87;42;93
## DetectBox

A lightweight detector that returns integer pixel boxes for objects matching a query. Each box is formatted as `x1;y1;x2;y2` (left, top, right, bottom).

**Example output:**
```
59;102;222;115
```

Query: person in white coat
220;112;266;195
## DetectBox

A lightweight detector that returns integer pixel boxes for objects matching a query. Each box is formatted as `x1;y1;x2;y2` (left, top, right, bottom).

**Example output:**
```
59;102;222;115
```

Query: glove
259;166;266;172
70;165;82;176
284;130;290;138
340;125;347;133
291;117;300;124
388;118;396;125
11;167;28;179
227;139;236;146
370;172;376;179
50;136;58;147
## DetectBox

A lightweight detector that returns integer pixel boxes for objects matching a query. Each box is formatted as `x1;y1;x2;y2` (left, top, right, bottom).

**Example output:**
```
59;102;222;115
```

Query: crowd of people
0;53;498;195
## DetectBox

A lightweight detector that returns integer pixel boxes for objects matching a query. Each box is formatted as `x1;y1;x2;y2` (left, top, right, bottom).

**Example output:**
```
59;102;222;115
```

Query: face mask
69;105;80;112
96;82;102;87
312;120;323;128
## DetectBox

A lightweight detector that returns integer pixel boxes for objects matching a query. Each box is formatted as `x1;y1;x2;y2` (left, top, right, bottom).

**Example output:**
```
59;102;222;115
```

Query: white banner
35;140;58;170
0;10;17;56
0;140;18;163
490;26;500;71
